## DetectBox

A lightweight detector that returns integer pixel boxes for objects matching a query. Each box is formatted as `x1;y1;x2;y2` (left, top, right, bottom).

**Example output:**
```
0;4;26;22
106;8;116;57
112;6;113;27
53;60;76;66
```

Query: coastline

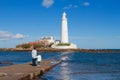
0;49;120;80
0;48;120;53
0;60;61;80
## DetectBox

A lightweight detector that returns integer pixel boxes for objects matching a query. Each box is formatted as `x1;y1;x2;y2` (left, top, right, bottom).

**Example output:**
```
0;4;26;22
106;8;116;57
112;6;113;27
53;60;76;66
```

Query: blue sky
0;0;120;49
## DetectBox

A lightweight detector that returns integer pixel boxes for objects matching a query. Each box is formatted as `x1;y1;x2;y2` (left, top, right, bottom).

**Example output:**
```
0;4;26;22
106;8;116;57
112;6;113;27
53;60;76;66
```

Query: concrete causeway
0;60;61;80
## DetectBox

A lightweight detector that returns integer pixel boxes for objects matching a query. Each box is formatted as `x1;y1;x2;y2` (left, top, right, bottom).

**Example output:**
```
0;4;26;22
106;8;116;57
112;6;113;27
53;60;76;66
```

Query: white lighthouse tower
52;12;77;49
61;12;68;43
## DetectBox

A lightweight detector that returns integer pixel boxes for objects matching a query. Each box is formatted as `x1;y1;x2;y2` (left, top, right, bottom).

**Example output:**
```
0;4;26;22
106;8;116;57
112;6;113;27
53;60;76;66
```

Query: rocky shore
0;60;61;80
0;48;120;53
0;62;13;65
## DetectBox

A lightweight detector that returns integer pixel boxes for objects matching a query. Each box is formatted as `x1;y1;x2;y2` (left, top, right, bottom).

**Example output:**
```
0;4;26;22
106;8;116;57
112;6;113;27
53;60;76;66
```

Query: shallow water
0;51;60;67
0;51;31;66
39;52;120;80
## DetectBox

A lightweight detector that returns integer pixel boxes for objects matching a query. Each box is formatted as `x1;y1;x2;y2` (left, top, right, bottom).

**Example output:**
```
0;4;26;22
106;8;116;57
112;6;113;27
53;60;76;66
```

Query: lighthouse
52;12;77;49
61;12;69;43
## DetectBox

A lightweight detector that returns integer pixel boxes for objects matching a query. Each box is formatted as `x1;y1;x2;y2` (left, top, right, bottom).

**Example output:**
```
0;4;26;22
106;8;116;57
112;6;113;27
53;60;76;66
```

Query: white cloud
0;31;28;40
13;34;28;39
74;5;78;8
0;31;13;40
83;2;90;6
63;4;72;10
42;0;54;8
63;4;78;10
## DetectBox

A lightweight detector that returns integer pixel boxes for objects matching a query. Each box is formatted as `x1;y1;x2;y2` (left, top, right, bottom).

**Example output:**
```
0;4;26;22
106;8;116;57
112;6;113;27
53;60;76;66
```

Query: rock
0;73;8;77
0;62;13;65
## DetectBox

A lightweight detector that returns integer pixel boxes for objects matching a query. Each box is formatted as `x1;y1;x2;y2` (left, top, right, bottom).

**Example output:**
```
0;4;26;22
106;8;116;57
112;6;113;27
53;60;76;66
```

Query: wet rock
0;73;8;77
0;62;13;65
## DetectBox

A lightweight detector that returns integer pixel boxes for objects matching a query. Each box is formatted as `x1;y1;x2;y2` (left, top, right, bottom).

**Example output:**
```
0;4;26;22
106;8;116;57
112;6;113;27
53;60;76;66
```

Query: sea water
39;52;120;80
0;51;60;67
0;51;120;80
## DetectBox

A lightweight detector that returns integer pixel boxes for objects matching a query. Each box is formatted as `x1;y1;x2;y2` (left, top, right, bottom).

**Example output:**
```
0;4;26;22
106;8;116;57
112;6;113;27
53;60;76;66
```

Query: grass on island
56;43;71;46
